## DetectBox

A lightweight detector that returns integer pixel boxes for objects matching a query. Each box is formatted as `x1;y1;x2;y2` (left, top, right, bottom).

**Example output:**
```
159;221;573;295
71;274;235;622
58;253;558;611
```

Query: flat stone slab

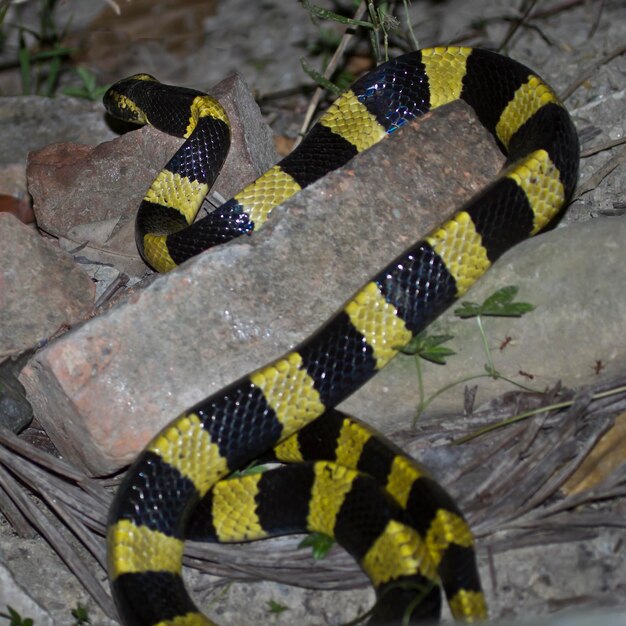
20;101;503;475
27;74;277;276
0;562;53;626
0;214;95;360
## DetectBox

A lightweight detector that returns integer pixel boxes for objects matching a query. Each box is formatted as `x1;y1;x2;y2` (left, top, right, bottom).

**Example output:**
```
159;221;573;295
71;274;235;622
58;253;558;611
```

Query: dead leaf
562;411;626;495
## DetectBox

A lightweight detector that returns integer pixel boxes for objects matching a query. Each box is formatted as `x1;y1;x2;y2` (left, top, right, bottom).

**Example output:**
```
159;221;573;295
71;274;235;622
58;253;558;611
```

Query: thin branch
559;41;626;101
294;0;368;147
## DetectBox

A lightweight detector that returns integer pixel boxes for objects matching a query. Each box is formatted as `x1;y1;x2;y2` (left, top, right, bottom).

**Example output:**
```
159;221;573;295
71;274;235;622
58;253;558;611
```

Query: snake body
104;47;579;625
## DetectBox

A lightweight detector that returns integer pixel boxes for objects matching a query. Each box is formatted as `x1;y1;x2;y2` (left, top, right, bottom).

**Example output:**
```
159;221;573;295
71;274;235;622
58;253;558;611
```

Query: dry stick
470;426;567;529
294;0;367;148
0;445;110;535
0;442;109;528
504;465;626;534
464;384;616;524
498;0;541;52
473;399;586;532
529;0;585;19
448;420;525;488
0;463;117;619
448;0;587;46
528;507;626;530
0;426;108;503
0;426;84;481
587;0;605;39
0;432;114;608
586;392;626;416
476;439;579;534
507;414;613;517
456;382;626;444
42;491;108;571
102;0;127;15
573;145;626;202
581;136;626;158
513;406;549;454
485;526;597;554
95;271;129;308
468;392;567;506
474;385;626;536
0;444;111;596
559;41;626;101
0;479;35;538
472;421;536;501
185;539;365;589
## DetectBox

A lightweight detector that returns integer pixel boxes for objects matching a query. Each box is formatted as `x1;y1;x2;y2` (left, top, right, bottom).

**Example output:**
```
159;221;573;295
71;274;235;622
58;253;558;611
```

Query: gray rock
341;215;626;427
0;97;117;166
27;73;277;277
20;101;504;475
0;214;95;361
0;356;33;432
0;562;53;626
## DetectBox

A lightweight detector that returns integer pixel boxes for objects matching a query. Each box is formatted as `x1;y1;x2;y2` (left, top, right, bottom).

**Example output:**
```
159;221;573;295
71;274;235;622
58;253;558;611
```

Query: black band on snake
103;46;579;626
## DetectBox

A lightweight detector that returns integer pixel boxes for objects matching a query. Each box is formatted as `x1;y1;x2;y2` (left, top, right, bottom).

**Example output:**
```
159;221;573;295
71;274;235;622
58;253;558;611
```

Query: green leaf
400;333;455;365
71;603;90;625
29;46;73;61
231;462;267;478
267;600;289;615
2;606;33;626
62;67;111;101
18;30;31;95
298;532;334;559
299;0;374;28
299;57;342;95
454;286;535;318
44;52;61;97
76;66;96;91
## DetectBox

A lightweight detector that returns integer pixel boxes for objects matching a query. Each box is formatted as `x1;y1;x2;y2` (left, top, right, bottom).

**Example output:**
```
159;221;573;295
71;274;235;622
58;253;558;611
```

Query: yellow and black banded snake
103;46;579;625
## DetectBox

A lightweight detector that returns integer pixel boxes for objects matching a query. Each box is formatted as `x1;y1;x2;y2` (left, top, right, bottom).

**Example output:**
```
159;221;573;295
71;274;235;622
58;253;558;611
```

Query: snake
103;46;579;626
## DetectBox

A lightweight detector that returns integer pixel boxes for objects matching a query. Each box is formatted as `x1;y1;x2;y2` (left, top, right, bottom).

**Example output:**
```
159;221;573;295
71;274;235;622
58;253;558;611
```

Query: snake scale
103;46;579;625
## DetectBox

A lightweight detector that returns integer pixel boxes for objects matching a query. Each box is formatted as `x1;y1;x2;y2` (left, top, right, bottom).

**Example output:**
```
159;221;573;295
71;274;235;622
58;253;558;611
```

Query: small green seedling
266;600;289;615
62;67;111;101
400;332;456;365
454;286;534;378
298;531;335;559
71;603;90;626
0;606;33;626
402;286;537;423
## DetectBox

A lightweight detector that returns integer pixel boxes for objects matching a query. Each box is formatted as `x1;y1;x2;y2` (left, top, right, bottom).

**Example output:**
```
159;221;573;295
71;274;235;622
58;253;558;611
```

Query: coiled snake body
104;47;579;625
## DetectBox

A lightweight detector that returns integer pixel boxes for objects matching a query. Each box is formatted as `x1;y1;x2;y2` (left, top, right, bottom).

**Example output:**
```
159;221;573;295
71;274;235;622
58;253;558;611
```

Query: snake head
103;74;160;125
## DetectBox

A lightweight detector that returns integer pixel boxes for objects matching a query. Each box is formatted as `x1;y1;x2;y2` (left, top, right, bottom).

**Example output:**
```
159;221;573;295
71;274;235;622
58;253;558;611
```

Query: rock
0;96;117;166
20;100;504;475
0;194;34;224
0;214;95;361
0;163;31;222
0;522;115;626
0;355;33;432
0;94;144;280
0;562;53;626
27;73;278;276
341;215;626;426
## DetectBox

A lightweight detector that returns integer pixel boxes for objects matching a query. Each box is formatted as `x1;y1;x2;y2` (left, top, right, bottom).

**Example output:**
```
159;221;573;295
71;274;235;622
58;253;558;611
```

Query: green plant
62;66;110;101
70;603;90;626
266;599;289;616
454;285;535;377
0;0;109;98
298;531;335;559
0;606;33;626
298;0;419;94
400;286;538;424
16;0;74;96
